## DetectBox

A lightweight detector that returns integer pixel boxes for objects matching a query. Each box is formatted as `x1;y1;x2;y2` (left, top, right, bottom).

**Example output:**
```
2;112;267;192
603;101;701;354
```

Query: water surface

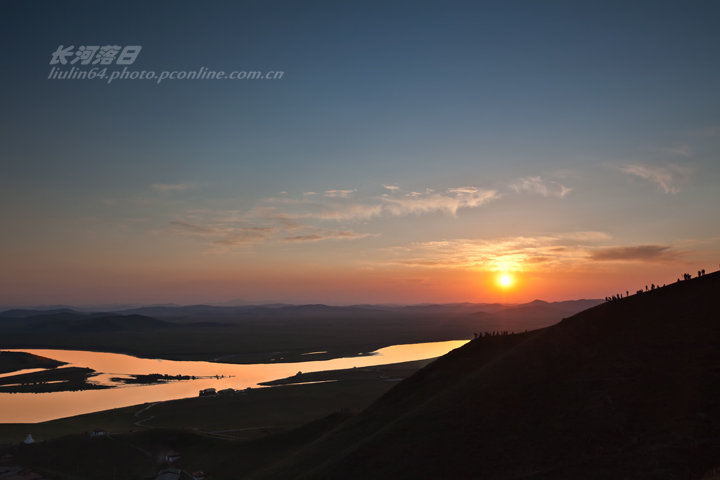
0;340;467;423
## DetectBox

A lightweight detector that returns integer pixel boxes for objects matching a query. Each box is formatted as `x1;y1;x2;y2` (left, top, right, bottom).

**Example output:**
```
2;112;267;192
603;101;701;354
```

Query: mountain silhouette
256;271;720;479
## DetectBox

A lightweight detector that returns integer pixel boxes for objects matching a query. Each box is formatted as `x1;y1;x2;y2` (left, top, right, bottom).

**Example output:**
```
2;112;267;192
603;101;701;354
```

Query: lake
0;340;468;423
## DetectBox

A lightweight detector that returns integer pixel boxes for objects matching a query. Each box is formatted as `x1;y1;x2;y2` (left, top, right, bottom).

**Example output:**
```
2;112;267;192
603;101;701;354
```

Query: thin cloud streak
262;186;499;221
385;235;687;272
283;230;372;242
151;182;196;193
589;245;676;261
510;176;572;198
381;188;499;217
384;232;614;272
657;145;692;158
619;163;691;194
169;220;272;246
324;189;356;198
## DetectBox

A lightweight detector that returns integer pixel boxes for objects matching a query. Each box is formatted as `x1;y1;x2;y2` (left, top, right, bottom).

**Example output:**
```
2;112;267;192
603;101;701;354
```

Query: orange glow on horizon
0;260;704;306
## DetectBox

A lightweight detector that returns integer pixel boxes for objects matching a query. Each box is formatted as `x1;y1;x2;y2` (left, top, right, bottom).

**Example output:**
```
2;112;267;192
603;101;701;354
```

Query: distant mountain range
0;300;602;334
0;299;602;364
0;299;602;319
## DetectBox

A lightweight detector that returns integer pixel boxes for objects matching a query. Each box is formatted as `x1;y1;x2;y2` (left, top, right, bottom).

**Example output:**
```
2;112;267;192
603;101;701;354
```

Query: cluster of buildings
199;387;249;397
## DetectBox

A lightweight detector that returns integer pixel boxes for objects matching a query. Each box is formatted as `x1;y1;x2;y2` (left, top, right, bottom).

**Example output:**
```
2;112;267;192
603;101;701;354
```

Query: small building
23;434;35;444
164;450;181;463
192;471;206;480
199;388;216;397
90;429;106;437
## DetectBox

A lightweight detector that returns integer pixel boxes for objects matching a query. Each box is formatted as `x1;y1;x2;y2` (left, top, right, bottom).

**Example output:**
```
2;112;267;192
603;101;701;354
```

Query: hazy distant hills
0;299;601;363
0;300;603;335
0;299;602;324
256;273;720;479
0;312;171;332
0;308;78;319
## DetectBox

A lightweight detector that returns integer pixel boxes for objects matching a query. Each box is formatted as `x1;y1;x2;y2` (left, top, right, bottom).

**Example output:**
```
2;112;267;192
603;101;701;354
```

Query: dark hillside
257;272;720;479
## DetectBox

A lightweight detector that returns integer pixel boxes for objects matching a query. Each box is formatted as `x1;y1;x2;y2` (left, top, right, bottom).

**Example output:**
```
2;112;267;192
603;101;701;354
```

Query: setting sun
498;273;514;289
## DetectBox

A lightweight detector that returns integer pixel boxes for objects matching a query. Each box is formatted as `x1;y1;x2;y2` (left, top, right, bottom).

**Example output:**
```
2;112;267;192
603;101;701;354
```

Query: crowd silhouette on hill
605;267;710;303
473;330;525;339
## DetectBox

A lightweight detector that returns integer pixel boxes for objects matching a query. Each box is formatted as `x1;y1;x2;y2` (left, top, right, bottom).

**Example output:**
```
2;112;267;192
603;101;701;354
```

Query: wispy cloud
381;187;499;217
383;233;688;272
261;186;499;221
167;207;372;251
619;163;691;194
385;231;612;272
163;184;500;251
169;220;272;246
656;145;692;158
560;231;612;242
324;189;356;198
589;245;676;262
382;184;400;191
688;125;720;138
150;182;196;193
259;201;383;222
283;230;372;242
510;176;572;198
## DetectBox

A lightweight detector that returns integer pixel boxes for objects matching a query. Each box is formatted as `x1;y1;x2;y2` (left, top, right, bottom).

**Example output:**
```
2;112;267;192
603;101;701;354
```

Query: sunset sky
1;1;719;306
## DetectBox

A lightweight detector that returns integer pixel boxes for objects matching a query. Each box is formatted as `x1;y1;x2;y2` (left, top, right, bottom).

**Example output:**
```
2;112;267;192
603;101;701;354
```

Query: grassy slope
255;272;720;479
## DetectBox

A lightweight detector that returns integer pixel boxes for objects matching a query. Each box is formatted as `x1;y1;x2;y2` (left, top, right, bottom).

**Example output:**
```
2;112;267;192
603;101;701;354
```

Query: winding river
0;340;468;423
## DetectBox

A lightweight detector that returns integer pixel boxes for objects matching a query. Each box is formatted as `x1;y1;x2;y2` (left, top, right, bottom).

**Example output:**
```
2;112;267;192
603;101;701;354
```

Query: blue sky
1;0;719;305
